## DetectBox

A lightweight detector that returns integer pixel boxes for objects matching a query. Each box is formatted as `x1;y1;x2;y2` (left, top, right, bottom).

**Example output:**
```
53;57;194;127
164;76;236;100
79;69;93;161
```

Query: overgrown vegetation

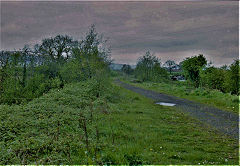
121;64;134;76
182;55;239;95
123;52;239;96
0;23;239;164
0;80;238;164
120;53;239;109
123;79;239;114
164;60;176;74
0;25;111;104
0;79;118;164
181;54;207;88
134;51;169;82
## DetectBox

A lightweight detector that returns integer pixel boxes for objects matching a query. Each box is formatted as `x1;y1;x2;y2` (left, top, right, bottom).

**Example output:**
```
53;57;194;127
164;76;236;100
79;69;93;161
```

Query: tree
0;51;11;92
164;60;176;74
135;51;168;82
121;64;133;76
0;25;112;104
226;60;239;95
200;67;226;92
181;54;207;87
37;35;77;63
21;45;30;87
61;24;111;81
152;61;169;81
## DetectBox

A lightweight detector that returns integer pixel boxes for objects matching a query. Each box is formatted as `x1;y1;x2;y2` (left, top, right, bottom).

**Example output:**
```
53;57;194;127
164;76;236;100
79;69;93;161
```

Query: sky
0;0;239;66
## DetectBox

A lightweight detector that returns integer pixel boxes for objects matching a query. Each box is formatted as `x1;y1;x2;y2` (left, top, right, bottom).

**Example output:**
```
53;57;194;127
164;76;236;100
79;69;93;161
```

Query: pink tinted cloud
1;1;238;66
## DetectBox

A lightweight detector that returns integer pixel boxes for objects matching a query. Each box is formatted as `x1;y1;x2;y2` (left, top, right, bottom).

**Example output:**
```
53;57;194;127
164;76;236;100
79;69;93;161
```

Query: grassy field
121;77;239;114
0;80;238;164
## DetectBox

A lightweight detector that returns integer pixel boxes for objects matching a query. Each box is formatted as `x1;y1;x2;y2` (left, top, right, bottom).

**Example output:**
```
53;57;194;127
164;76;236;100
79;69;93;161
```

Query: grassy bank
0;80;238;164
122;78;239;114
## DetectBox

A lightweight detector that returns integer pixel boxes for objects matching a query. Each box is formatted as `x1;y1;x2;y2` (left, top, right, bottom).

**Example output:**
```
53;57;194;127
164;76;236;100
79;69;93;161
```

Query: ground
117;80;239;139
0;80;239;164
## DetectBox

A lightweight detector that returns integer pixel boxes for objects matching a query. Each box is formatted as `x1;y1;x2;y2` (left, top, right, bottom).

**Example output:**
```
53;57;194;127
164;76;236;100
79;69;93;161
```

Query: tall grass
124;78;239;114
0;80;238;164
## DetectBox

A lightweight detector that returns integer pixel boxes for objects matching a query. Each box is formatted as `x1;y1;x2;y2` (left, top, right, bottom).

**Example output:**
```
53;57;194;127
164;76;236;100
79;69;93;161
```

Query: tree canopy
134;51;168;82
181;54;207;87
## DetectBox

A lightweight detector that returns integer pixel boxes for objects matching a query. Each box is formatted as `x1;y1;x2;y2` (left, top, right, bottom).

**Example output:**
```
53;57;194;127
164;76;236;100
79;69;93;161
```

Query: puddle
156;102;176;106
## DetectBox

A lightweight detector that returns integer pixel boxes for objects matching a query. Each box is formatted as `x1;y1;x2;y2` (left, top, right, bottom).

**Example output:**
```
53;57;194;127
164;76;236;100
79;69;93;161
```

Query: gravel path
117;80;239;139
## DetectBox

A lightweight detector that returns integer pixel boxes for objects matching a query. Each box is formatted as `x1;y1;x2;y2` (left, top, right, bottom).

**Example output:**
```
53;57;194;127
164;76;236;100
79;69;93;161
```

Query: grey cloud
0;1;238;66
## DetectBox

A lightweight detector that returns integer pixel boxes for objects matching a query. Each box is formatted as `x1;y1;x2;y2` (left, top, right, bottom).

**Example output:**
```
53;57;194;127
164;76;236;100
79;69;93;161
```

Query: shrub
181;54;207;87
226;60;239;95
134;51;169;82
200;67;226;92
200;60;239;95
0;77;23;104
0;25;111;105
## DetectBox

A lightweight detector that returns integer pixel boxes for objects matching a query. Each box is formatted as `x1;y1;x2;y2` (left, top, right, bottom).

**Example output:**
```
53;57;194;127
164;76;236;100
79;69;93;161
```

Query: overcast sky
1;0;239;66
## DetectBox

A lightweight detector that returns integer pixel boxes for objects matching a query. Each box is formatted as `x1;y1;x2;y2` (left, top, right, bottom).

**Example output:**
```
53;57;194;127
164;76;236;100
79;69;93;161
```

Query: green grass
0;80;238;164
122;78;239;114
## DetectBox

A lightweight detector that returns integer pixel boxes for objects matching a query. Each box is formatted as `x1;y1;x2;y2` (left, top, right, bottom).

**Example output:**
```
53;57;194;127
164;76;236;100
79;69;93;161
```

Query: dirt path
117;80;239;139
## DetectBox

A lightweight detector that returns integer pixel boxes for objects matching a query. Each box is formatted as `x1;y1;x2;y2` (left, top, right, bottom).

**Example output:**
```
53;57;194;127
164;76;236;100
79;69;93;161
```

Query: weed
0;80;238;164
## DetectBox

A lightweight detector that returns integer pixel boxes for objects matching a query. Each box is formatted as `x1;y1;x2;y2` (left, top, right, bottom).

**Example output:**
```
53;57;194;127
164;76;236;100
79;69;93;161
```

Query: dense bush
200;67;226;92
0;78;120;164
180;54;239;95
181;54;207;88
121;64;134;76
0;25;111;104
199;60;239;95
134;51;169;82
227;60;239;95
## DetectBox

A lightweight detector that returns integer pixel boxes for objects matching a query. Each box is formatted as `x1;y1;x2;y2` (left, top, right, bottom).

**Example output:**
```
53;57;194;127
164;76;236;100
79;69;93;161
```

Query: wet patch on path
156;102;176;106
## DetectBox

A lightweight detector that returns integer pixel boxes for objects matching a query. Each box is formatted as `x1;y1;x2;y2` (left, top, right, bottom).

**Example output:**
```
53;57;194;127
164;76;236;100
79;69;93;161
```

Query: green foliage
0;25;111;105
152;62;169;82
0;77;23;104
0;81;238;164
227;60;239;95
164;60;176;74
200;67;226;92
61;25;111;83
0;79;120;164
180;54;239;95
109;70;121;78
22;74;46;99
200;60;239;95
121;64;133;75
125;79;239;114
134;51;169;82
182;54;207;87
60;60;83;83
37;35;77;62
0;72;63;104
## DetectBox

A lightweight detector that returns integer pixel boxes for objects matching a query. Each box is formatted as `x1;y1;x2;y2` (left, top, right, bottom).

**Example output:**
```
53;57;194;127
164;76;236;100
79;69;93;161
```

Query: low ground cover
122;78;239;114
0;80;238;164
